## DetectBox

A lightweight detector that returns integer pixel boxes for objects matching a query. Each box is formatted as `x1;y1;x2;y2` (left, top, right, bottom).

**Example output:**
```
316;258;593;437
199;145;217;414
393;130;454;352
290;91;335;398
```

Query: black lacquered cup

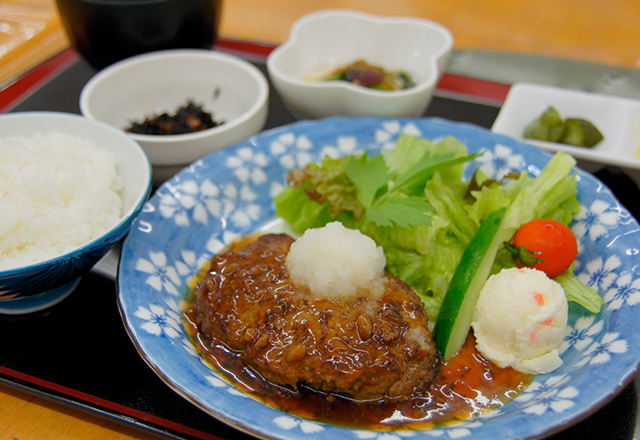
55;0;222;70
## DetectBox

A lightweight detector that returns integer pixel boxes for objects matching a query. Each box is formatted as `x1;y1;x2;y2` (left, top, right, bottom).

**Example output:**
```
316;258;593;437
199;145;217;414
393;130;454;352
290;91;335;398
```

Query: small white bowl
80;49;269;184
492;82;640;170
0;111;152;314
266;9;453;120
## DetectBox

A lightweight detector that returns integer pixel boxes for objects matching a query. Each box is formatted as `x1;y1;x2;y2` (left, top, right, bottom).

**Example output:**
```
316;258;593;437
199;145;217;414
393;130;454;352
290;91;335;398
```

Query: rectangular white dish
492;82;640;170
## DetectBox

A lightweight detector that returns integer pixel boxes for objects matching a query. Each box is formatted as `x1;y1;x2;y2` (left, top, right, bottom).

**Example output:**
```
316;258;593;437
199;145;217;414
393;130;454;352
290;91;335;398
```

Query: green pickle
524;106;604;148
562;118;604;148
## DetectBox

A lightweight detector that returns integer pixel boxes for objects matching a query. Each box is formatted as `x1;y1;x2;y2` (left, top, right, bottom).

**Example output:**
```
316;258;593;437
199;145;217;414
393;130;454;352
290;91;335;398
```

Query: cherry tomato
508;218;578;278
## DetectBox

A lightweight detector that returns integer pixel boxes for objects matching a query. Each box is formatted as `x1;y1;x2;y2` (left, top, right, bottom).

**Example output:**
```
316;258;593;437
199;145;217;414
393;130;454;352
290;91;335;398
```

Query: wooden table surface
2;0;639;439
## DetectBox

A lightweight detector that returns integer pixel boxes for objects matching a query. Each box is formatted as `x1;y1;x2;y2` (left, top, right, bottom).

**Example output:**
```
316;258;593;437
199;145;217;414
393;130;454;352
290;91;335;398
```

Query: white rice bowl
0;111;151;314
0;131;123;270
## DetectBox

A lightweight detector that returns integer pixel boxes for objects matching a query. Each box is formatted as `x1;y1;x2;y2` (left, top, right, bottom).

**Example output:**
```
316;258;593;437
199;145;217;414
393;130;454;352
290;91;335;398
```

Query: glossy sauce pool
184;306;532;430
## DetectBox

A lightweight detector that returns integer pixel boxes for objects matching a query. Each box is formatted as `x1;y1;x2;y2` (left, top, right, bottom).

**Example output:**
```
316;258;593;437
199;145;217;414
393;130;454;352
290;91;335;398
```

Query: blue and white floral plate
118;117;640;440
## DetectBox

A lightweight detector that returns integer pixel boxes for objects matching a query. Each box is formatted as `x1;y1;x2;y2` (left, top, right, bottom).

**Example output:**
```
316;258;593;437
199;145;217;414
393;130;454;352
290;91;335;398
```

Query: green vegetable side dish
274;134;603;357
321;60;416;91
524;106;604;148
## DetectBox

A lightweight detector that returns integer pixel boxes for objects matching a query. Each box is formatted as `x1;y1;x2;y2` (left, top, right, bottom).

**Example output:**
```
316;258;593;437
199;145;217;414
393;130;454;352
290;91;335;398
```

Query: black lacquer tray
1;52;639;440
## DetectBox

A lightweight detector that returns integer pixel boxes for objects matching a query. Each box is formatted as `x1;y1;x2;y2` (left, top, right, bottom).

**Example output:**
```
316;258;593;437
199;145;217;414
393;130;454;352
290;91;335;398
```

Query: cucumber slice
524;106;564;142
433;207;507;360
562;118;604;148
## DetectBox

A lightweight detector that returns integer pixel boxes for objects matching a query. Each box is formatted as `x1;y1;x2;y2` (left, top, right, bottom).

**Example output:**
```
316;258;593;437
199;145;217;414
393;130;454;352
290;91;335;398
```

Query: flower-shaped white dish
266;10;453;120
80;49;269;184
118;117;640;440
492;82;640;170
0;111;151;314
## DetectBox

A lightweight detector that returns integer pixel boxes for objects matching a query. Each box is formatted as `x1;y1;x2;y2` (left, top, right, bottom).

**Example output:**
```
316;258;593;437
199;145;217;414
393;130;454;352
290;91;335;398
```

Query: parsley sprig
343;150;478;229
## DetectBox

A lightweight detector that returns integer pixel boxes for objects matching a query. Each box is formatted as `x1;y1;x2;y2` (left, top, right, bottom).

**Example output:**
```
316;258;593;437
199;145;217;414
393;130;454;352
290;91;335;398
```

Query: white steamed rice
0;131;123;270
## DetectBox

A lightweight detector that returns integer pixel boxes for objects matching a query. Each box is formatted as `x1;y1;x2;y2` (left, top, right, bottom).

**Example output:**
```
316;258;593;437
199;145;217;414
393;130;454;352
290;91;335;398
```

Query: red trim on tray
216;37;276;59
436;73;511;105
0;365;224;440
0;48;79;113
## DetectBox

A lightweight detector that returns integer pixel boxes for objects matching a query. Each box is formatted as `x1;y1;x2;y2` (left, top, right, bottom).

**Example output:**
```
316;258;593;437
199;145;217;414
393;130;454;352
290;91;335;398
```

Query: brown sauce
183;306;532;430
183;233;532;429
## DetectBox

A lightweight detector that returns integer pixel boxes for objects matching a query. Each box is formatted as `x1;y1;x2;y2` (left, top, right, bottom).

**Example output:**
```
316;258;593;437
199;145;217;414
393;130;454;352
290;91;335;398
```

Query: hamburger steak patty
194;233;441;401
